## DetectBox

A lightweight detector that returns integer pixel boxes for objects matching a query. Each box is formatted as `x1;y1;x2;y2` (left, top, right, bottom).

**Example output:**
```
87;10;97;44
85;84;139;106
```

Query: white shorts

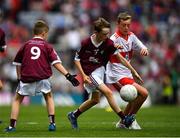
84;66;105;93
16;79;52;96
105;62;133;84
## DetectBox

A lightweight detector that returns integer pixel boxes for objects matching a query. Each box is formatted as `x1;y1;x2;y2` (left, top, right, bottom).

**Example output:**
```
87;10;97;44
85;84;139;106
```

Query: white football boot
115;120;127;129
116;120;128;129
116;119;141;130
129;119;141;130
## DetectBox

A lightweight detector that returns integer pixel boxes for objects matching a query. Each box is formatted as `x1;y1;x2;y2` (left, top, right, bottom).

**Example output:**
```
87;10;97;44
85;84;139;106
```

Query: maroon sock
73;109;82;118
48;115;55;124
117;111;125;119
10;119;16;128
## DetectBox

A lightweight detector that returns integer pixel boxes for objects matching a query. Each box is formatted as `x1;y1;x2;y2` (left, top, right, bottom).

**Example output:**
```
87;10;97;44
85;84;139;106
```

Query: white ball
120;84;138;102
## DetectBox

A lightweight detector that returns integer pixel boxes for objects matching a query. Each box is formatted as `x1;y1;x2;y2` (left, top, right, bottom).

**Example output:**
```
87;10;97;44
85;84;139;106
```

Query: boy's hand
65;73;80;86
82;74;92;84
114;43;123;49
132;72;144;84
140;48;149;56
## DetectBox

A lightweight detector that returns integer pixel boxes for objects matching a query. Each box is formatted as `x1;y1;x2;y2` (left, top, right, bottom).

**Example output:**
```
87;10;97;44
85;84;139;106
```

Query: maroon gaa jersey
75;37;116;75
0;28;6;52
13;37;61;83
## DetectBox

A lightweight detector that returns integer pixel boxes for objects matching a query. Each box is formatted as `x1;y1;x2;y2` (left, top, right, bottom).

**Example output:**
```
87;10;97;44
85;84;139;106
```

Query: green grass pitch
0;105;180;137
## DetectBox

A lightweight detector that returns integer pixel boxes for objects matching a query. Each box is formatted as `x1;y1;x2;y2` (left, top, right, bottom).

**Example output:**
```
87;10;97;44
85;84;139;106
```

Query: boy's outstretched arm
116;53;144;84
53;63;80;86
74;60;91;84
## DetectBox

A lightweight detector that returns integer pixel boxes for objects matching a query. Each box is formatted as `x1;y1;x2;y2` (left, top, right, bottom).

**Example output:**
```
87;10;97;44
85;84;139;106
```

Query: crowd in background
0;0;179;104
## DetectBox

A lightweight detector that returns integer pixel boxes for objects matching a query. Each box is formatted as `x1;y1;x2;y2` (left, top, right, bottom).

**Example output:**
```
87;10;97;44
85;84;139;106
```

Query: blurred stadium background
0;0;179;107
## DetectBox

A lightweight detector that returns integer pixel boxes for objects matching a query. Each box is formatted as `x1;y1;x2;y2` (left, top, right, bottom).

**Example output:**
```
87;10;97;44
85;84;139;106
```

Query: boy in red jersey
106;12;149;129
67;17;143;130
5;20;79;132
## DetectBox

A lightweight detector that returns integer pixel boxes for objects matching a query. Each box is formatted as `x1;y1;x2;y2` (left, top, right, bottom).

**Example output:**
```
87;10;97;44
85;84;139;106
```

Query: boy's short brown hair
33;20;49;35
117;12;132;23
93;17;110;32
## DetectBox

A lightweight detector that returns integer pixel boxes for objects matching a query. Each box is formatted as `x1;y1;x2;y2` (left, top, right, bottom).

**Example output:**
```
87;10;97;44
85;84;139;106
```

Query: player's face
117;19;131;35
96;28;110;42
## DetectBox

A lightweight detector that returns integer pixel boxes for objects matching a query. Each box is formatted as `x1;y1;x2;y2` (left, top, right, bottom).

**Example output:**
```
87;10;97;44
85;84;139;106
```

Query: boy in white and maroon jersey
106;12;149;129
5;20;79;132
67;17;143;130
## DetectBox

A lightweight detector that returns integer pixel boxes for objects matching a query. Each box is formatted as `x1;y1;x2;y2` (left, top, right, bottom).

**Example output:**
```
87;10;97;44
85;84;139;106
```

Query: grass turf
0;105;180;137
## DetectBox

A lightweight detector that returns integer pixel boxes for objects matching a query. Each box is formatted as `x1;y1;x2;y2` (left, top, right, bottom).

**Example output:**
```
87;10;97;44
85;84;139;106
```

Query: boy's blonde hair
117;12;132;23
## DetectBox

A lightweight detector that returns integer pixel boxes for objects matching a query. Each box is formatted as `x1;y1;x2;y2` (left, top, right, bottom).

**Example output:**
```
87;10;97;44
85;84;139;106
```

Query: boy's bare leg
0;80;3;90
43;92;56;131
124;83;148;115
43;92;55;116
78;92;100;112
10;93;24;120
98;84;122;113
8;93;24;128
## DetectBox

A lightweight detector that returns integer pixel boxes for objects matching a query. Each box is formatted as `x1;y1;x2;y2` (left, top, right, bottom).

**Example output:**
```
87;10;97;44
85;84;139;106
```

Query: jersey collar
90;34;103;47
116;29;131;41
33;36;44;39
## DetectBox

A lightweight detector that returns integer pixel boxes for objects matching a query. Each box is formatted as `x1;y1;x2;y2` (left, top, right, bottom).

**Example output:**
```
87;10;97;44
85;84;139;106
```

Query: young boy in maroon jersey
0;27;4;122
0;27;6;90
67;17;143;130
0;9;7;124
5;20;79;132
0;26;6;89
0;9;7;90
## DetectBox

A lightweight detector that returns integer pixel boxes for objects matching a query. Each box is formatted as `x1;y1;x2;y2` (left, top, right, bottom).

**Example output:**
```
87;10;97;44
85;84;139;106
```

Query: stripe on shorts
89;75;98;86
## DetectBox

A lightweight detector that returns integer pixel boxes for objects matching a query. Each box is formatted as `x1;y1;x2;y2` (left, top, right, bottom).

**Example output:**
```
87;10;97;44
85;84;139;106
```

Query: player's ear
42;31;47;38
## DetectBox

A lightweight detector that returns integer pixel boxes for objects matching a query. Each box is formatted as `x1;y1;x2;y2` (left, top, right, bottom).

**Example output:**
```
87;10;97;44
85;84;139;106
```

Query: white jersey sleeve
132;34;147;51
74;51;80;61
110;34;121;55
110;34;118;43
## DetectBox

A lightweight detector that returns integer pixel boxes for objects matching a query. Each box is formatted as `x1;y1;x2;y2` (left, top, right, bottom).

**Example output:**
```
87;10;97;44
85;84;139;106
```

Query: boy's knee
44;92;52;98
0;83;3;90
91;99;100;105
104;91;113;98
141;89;148;99
47;92;53;97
